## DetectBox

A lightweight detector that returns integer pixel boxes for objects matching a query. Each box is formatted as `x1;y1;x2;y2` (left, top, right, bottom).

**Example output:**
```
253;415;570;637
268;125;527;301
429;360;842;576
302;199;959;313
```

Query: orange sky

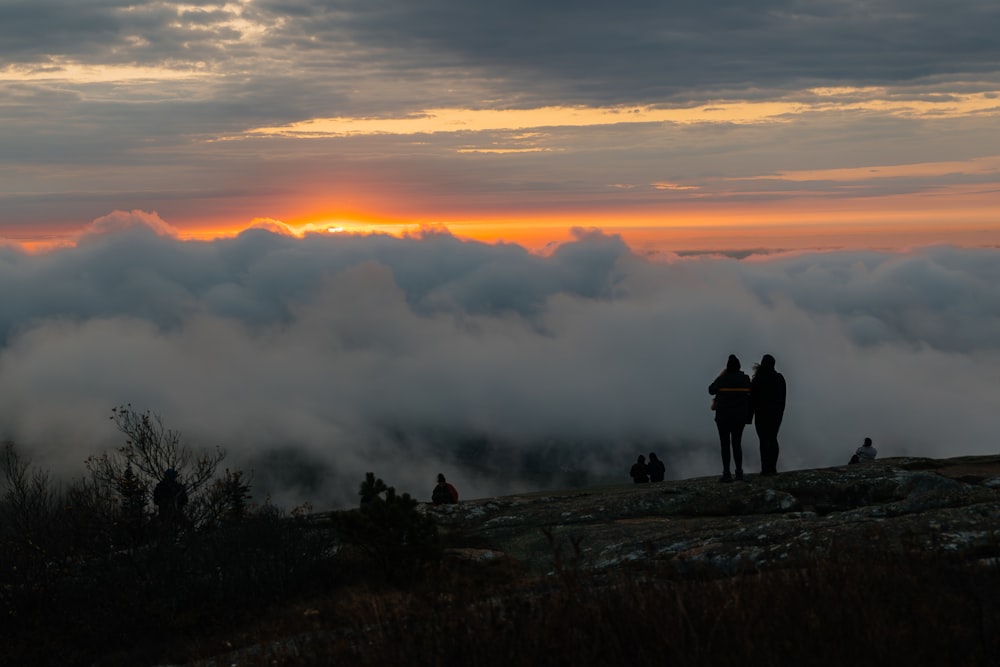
159;183;1000;256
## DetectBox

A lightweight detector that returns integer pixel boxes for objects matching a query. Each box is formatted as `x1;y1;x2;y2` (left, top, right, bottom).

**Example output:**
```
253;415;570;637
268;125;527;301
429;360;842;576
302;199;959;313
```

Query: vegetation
332;472;441;584
1;407;998;666
0;407;441;666
86;404;231;529
261;551;1000;667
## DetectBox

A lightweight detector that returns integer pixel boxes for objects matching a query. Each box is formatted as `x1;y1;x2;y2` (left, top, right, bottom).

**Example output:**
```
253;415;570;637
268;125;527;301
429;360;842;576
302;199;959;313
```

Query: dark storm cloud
0;223;997;508
257;0;1000;103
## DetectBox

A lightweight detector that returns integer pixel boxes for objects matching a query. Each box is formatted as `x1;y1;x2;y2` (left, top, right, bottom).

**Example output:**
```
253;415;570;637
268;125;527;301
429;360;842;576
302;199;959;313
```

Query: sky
1;2;999;508
1;0;1000;250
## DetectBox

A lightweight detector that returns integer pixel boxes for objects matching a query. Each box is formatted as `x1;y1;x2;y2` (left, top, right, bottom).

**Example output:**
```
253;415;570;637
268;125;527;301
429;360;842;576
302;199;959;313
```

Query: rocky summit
144;456;1000;667
425;455;1000;576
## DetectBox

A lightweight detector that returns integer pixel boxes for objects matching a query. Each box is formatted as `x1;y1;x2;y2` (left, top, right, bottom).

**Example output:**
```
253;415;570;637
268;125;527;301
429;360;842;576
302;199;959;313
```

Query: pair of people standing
709;353;786;482
630;452;665;483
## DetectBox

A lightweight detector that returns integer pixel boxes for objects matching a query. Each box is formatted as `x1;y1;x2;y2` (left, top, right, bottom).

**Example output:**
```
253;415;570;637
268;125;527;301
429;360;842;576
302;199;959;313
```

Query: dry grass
174;545;999;667
4;501;999;666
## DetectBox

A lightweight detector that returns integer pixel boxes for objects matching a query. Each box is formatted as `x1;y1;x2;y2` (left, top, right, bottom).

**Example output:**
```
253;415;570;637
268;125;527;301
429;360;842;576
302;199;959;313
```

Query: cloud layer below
1;222;997;508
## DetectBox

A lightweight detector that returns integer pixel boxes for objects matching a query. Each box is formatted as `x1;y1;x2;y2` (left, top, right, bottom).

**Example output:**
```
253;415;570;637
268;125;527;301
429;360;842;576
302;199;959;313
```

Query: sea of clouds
1;220;997;509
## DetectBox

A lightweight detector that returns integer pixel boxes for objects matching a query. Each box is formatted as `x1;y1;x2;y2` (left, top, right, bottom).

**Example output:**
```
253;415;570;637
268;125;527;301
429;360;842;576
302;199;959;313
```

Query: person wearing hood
750;354;787;476
709;354;751;482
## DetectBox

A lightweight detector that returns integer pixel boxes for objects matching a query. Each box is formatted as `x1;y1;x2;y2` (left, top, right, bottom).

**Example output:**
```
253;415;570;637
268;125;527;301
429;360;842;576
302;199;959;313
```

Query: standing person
647;452;665;482
850;437;878;464
152;468;188;525
432;473;459;504
750;354;786;476
709;354;751;482
629;455;649;483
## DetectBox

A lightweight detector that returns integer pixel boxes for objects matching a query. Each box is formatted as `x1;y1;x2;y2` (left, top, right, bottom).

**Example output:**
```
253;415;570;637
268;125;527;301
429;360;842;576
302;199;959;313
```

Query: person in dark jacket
647;452;666;482
709;354;751;482
750;354;786;476
152;468;188;523
630;455;649;483
431;473;459;504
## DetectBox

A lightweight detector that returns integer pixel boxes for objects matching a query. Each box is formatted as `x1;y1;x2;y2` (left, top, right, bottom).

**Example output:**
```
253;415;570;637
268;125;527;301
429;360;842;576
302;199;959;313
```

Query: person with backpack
709;354;752;482
431;473;459;504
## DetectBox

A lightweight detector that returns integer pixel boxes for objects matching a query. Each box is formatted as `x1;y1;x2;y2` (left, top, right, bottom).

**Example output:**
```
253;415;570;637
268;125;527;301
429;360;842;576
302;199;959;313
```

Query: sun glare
290;217;424;238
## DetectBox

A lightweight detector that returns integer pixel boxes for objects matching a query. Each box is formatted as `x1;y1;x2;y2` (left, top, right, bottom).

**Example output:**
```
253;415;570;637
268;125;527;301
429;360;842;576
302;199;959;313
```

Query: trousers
716;419;745;474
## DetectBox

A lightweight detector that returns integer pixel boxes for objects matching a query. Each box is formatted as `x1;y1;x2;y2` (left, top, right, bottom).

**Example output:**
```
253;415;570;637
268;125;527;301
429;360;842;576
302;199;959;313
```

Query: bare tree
0;441;69;597
1;441;57;541
86;405;227;528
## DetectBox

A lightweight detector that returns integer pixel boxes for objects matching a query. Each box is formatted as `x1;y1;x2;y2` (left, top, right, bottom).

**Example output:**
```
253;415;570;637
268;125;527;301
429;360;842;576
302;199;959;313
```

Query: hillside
423;455;1000;576
196;454;1000;666
10;455;1000;666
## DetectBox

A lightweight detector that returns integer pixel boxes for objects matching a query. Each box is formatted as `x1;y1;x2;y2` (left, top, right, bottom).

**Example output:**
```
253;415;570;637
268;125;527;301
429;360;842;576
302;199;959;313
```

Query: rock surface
425;456;1000;575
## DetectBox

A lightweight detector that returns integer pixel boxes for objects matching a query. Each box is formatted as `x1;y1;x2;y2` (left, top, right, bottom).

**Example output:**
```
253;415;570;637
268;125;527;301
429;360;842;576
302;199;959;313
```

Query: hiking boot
719;473;733;483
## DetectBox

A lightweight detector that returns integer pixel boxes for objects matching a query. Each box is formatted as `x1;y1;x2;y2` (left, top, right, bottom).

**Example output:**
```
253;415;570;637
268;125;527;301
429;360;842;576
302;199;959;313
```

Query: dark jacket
709;369;751;424
153;477;188;517
646;455;665;483
750;369;786;421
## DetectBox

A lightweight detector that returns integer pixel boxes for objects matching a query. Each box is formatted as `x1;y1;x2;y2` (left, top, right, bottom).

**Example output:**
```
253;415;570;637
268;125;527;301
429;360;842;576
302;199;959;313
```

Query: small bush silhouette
333;472;440;583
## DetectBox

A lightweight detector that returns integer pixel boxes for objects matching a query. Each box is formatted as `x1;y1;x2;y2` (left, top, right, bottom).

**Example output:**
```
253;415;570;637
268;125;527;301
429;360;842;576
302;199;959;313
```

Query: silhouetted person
630;455;649;483
432;473;459;504
152;468;188;524
709;354;751;482
647;452;665;482
850;437;877;464
750;354;786;476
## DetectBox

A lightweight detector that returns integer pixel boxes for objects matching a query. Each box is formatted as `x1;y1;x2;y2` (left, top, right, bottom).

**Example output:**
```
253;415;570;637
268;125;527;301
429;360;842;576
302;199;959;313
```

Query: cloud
8;1;1000;98
3;2;1000;234
0;224;997;508
81;209;180;238
261;0;1000;103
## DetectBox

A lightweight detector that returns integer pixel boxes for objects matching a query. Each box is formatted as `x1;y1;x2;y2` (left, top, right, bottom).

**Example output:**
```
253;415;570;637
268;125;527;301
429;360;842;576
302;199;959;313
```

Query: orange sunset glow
98;180;999;257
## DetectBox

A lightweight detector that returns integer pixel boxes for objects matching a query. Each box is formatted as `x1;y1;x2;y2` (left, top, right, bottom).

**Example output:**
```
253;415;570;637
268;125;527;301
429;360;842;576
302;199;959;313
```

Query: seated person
432;473;459;504
849;437;877;464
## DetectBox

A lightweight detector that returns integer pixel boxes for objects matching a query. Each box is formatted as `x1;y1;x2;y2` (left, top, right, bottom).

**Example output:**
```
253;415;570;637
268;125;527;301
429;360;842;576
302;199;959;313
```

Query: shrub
334;472;440;584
